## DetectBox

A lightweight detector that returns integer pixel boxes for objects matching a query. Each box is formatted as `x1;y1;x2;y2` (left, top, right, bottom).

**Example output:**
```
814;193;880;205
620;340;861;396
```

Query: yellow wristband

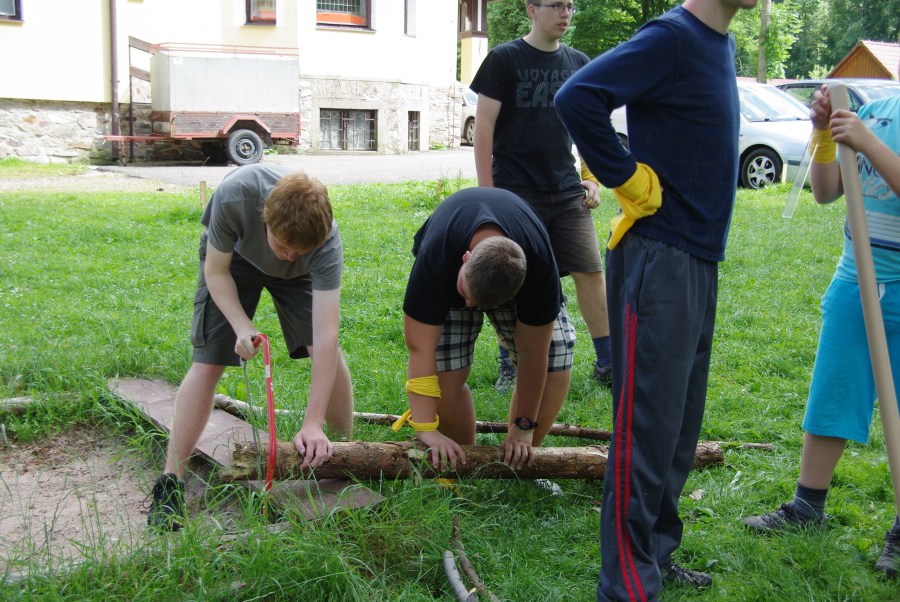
391;409;440;432
811;128;836;164
405;375;441;398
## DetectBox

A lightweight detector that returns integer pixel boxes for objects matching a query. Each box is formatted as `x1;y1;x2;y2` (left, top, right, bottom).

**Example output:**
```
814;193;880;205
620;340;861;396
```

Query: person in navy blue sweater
556;0;757;599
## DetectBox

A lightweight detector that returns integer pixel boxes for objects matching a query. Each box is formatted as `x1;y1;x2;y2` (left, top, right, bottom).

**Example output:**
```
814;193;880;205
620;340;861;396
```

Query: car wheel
740;147;782;189
464;118;475;146
226;129;264;165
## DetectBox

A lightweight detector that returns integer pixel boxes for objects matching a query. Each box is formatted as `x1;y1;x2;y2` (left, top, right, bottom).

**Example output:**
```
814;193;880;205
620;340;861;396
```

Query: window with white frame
246;0;275;25
316;0;371;28
320;109;377;151
0;0;22;22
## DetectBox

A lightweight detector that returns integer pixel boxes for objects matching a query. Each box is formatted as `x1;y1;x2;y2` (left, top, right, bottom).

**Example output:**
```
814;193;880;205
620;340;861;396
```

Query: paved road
97;148;477;188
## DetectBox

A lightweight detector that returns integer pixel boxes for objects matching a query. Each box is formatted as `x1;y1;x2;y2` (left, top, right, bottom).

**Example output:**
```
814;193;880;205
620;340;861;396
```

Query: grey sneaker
743;502;827;533
593;361;612;387
660;561;712;588
494;358;516;392
147;473;185;532
875;530;900;579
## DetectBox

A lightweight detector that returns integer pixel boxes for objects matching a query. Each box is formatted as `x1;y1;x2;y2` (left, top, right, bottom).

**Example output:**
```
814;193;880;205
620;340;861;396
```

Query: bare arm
831;109;900;199
204;243;259;359
808;86;844;205
403;313;466;470
474;94;501;188
502;321;552;470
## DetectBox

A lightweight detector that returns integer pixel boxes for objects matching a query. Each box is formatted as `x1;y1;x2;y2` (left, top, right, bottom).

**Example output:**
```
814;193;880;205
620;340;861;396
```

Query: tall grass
1;163;898;600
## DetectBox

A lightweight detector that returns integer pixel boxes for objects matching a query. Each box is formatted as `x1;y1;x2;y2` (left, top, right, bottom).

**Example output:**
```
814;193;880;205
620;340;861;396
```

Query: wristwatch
514;416;539;431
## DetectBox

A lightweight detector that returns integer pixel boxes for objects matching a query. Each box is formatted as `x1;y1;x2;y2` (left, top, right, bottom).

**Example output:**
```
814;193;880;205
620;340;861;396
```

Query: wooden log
226;440;725;482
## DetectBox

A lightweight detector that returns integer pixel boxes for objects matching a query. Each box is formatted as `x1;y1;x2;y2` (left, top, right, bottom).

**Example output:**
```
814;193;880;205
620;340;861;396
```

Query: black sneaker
494;358;516;392
146;473;185;532
742;502;828;533
593;361;612;387
875;530;900;579
660;561;712;588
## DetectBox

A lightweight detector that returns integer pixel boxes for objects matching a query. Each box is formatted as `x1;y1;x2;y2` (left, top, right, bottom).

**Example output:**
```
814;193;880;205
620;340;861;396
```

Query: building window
408;112;420;151
246;0;276;25
317;0;371;28
321;109;376;151
0;0;22;22
404;0;416;36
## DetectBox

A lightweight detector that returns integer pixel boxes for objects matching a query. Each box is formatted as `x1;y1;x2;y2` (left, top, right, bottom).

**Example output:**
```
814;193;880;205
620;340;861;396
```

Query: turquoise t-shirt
834;96;900;283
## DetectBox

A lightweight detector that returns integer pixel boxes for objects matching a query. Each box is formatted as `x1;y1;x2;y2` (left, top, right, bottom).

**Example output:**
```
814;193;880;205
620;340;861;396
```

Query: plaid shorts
435;300;575;373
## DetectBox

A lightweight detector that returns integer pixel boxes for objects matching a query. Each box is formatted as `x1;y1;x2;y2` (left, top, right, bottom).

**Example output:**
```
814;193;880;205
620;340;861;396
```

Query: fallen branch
452;516;500;602
225;440;724;482
0;396;39;415
443;551;477;602
354;412;773;451
213;399;773;451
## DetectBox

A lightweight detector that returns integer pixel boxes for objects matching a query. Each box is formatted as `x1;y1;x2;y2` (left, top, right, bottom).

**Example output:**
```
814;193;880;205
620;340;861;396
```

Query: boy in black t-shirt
397;187;574;471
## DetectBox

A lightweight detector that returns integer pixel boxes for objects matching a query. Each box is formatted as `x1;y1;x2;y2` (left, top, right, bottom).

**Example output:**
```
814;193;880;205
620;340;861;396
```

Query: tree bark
226;440;725;482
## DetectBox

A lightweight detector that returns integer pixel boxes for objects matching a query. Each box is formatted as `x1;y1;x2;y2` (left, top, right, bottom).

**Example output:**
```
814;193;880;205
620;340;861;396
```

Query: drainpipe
109;0;120;161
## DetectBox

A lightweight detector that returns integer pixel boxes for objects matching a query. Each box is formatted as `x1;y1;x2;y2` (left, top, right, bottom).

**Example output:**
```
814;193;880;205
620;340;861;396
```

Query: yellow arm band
811;128;836;164
391;409;440;432
405;375;441;397
608;163;662;250
580;161;600;186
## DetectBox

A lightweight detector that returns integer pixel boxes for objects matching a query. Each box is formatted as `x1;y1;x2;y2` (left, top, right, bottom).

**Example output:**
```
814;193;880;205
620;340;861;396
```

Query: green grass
1;165;899;600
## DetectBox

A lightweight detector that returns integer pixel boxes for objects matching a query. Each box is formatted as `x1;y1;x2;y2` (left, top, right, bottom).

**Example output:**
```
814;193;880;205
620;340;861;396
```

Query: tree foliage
484;0;899;82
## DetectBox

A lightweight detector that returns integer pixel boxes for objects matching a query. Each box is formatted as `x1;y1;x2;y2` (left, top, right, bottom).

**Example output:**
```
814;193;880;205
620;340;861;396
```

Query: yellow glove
608;163;661;250
580;161;600;186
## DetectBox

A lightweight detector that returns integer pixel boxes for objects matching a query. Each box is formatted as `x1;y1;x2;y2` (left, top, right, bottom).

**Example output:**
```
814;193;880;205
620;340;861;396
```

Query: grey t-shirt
200;164;342;290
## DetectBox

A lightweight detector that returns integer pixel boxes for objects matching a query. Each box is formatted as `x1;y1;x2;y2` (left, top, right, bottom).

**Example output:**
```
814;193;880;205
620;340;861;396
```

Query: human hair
465;237;527;308
263;172;333;249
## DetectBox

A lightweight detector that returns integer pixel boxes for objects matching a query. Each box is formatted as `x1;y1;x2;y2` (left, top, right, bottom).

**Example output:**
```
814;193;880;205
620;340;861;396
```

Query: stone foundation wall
1;78;463;164
0;99;112;164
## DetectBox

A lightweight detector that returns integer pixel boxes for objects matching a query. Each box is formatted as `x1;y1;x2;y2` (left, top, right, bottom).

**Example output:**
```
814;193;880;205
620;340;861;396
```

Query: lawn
1;159;897;601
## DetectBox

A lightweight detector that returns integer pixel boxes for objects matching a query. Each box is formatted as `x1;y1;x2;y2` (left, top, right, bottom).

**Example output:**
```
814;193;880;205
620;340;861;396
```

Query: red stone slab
107;378;383;517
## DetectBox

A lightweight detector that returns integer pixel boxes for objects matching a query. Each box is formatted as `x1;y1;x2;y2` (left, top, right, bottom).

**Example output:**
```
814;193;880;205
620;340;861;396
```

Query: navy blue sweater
555;6;740;262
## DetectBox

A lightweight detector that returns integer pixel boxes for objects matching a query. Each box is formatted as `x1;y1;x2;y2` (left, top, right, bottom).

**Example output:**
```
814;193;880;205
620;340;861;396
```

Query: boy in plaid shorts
397;187;575;471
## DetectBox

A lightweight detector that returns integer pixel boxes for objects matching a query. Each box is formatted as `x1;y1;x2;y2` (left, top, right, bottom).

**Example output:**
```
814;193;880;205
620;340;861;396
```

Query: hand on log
226;440;724;482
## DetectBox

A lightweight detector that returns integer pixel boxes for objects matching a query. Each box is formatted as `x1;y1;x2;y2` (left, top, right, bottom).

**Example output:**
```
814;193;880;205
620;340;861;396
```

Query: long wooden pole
832;84;900;517
225;440;725;482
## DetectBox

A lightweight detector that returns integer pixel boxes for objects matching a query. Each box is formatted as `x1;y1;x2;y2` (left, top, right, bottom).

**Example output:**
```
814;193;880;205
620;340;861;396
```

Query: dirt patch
0;168;189;194
0;426;154;574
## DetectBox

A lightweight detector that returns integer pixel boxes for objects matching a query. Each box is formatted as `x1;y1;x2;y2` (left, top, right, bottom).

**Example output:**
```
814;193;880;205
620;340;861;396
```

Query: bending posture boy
148;163;353;531
744;83;900;578
398;187;573;472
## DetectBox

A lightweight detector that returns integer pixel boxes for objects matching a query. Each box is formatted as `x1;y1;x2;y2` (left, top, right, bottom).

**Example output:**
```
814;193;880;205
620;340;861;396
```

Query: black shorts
190;250;312;366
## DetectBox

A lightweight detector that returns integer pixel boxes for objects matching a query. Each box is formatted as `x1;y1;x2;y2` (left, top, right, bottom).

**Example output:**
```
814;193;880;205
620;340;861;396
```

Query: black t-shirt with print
470;38;589;192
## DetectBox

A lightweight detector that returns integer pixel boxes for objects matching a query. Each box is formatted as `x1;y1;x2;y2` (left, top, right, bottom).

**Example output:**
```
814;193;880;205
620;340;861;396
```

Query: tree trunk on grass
226;440;725;482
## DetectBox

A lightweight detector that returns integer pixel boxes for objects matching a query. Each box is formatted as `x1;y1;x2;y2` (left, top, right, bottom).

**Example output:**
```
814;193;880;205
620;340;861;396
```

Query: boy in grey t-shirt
148;164;353;531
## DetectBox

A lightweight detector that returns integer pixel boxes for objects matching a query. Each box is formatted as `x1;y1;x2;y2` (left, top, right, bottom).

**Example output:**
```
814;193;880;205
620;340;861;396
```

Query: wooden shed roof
829;40;900;80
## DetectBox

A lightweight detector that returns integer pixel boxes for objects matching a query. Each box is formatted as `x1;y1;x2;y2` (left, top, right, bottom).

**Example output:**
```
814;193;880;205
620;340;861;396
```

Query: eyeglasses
535;3;576;14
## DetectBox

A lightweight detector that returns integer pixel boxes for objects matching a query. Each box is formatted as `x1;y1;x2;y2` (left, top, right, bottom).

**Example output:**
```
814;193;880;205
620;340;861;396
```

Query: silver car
461;87;477;146
610;81;811;189
777;78;900;112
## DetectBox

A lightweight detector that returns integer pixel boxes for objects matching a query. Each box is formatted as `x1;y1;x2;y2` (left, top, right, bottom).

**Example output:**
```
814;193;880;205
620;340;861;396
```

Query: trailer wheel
226;129;264;165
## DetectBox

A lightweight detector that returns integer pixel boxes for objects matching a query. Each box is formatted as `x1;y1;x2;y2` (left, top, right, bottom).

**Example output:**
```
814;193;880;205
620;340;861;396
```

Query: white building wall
0;0;462;162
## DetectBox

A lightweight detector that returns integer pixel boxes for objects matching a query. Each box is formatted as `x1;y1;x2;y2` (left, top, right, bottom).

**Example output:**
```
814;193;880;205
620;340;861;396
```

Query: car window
853;83;900;103
739;85;809;122
781;85;818;106
463;88;478;107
